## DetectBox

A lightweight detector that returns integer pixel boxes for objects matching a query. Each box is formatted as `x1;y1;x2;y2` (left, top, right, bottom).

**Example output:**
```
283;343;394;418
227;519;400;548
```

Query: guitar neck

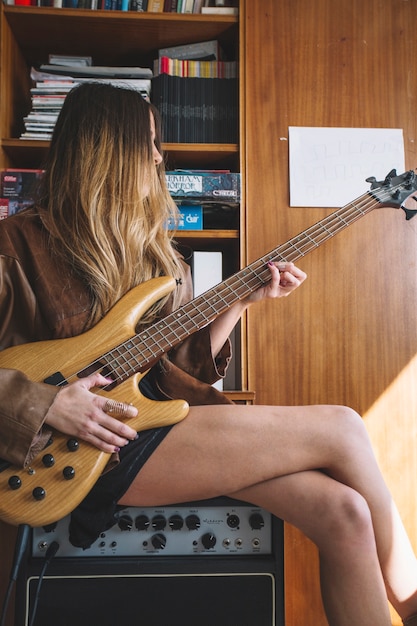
120;190;379;374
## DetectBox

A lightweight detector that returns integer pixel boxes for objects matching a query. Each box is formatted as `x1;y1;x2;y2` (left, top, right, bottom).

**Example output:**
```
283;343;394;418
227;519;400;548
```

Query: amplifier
16;499;284;626
32;500;273;558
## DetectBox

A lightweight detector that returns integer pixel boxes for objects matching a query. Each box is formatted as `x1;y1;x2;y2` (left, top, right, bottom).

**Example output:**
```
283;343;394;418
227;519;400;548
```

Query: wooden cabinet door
243;1;417;624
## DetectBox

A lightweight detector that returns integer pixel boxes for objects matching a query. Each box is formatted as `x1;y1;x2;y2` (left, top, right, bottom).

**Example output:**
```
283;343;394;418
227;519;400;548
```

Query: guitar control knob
169;514;183;530
135;515;150;531
32;487;46;501
151;515;166;531
151;533;166;550
118;515;133;531
185;514;201;530
8;475;22;490
67;438;79;452
42;453;55;468
227;514;240;528
249;513;265;530
63;466;75;480
201;532;217;550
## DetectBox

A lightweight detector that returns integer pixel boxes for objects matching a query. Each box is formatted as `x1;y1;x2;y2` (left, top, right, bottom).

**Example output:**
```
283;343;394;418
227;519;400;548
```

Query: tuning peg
382;170;396;186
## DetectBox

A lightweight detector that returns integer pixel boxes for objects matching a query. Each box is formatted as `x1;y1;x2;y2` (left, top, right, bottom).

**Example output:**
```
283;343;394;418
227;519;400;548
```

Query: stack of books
147;1;238;13
166;170;240;231
0;169;44;219
151;40;238;143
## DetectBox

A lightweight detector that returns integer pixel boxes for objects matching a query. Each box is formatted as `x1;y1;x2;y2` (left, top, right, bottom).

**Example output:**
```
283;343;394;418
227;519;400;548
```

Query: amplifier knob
118;514;133;531
151;533;166;550
185;514;201;530
135;515;150;531
152;514;166;531
201;532;217;550
169;514;183;530
249;513;265;530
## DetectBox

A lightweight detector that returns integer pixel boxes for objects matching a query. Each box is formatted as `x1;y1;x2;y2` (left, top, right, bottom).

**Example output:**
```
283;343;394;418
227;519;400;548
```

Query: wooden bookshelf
0;5;246;625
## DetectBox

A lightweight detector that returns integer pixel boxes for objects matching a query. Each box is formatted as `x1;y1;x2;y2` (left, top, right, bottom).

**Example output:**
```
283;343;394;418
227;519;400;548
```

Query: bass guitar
0;169;416;527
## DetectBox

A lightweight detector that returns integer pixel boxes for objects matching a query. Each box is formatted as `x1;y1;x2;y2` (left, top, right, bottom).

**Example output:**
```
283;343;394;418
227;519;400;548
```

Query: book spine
147;0;164;10
155;58;237;79
0;199;9;221
165;172;240;200
157;39;220;61
151;74;238;143
163;0;176;9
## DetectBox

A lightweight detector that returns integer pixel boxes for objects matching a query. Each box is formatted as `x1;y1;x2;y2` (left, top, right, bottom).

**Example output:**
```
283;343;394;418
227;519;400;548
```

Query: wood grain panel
243;1;417;624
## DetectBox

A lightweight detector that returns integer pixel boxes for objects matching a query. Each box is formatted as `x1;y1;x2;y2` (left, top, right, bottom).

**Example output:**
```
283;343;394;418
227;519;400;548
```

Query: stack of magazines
21;56;153;141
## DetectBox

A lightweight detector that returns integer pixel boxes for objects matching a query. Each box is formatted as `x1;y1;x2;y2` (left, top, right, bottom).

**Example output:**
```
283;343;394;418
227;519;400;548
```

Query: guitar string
56;179;407;392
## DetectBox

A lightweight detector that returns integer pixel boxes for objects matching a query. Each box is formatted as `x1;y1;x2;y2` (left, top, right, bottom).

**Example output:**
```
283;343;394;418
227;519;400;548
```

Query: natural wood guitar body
0;277;189;527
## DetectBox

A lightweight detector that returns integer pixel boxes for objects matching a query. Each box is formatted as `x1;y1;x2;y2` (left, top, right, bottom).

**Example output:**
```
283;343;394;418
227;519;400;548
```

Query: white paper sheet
289;127;405;207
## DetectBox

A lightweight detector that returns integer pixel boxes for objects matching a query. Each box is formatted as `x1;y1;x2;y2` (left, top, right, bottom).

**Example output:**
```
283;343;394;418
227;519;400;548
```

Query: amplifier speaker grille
22;569;278;626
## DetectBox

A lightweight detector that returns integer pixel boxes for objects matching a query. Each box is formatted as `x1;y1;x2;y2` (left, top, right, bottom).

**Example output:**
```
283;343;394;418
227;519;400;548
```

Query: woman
0;82;416;626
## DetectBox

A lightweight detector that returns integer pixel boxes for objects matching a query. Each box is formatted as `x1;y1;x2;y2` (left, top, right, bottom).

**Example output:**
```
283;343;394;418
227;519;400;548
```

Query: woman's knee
329;405;365;431
326;405;372;456
323;486;374;544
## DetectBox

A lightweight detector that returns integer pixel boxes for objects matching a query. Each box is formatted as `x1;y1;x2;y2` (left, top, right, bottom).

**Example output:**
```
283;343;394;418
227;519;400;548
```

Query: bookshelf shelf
165;143;239;169
3;6;238;66
2;139;239;170
175;229;239;240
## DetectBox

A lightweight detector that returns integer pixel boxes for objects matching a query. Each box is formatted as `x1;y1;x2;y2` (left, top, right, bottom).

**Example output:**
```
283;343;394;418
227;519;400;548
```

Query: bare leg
120;403;417;624
232;471;391;626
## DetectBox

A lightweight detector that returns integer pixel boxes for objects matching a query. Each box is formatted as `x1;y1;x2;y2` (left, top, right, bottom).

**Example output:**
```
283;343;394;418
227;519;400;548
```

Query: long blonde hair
36;82;183;326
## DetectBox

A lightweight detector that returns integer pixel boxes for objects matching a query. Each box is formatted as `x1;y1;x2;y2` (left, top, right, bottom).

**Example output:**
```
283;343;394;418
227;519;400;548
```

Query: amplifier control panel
32;502;272;558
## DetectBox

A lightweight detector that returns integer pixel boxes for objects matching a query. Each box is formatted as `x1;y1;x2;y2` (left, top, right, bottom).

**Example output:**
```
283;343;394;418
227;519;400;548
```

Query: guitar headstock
366;169;417;220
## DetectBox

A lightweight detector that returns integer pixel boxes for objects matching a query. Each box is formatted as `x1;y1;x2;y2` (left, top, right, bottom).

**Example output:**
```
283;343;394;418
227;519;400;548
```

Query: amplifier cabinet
15;499;284;626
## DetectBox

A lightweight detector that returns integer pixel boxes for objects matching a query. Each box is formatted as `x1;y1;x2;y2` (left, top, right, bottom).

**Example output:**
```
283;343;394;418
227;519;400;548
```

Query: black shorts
69;376;174;549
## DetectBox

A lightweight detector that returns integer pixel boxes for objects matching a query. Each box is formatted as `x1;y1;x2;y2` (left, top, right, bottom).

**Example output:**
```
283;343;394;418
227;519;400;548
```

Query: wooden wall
243;1;417;624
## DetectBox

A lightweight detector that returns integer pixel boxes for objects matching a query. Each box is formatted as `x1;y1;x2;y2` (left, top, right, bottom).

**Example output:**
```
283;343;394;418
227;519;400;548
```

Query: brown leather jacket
0;209;231;468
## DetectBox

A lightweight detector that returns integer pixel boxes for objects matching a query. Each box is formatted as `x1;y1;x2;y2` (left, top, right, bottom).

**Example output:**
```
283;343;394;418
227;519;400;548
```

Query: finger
275;261;295;273
290;267;307;282
267;261;281;278
81;429;129;454
284;264;307;282
84;411;138;448
103;399;137;418
79;372;113;390
102;399;138;441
